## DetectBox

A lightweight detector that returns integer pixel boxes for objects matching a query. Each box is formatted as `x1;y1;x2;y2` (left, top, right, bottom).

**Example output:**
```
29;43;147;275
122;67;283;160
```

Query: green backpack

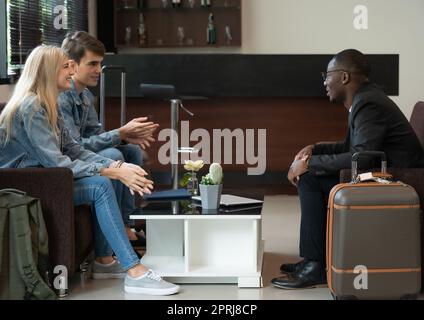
0;189;57;300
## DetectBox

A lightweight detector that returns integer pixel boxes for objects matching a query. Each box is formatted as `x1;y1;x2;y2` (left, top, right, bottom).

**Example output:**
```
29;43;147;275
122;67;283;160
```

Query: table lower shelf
140;240;264;288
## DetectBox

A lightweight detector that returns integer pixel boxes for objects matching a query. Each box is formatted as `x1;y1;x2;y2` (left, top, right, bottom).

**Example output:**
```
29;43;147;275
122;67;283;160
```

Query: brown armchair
339;101;424;290
0;102;146;279
0;102;93;276
0;168;93;277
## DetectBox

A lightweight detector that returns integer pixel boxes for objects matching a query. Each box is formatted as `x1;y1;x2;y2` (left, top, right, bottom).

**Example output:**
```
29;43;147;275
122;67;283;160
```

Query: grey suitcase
326;151;421;300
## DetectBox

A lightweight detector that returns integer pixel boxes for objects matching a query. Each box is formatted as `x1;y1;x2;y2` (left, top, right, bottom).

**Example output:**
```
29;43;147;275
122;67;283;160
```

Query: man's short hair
61;31;105;64
334;49;371;78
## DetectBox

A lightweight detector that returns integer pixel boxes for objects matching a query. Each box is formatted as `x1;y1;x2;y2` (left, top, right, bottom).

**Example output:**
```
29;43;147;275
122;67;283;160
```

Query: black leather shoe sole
272;281;327;290
271;274;327;290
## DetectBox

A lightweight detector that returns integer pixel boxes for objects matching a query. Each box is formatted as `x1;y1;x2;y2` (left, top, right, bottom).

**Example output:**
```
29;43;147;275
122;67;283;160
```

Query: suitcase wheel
331;293;358;300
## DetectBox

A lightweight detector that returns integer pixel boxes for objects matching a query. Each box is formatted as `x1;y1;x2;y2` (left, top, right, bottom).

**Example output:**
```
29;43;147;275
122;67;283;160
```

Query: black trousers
298;172;339;264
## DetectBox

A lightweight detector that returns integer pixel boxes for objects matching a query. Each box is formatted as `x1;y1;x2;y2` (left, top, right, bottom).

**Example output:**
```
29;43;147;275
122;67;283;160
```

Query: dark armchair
0;168;93;276
0;102;93;276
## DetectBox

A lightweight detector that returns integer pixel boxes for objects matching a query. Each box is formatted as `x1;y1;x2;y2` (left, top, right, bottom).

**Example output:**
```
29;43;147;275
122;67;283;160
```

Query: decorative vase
187;171;199;195
199;184;222;209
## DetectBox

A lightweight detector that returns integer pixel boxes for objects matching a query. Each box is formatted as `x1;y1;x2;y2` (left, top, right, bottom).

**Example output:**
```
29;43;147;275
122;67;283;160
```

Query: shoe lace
145;269;162;281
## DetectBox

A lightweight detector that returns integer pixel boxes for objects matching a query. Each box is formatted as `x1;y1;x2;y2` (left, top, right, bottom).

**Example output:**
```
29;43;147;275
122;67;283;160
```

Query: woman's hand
100;164;154;196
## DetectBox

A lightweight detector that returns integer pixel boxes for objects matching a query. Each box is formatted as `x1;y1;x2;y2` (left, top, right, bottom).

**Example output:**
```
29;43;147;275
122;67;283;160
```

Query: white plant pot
199;184;223;210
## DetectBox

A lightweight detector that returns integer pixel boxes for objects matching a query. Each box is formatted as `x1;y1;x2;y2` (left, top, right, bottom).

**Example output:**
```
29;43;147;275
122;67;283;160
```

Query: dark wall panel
99;54;399;98
103;97;349;173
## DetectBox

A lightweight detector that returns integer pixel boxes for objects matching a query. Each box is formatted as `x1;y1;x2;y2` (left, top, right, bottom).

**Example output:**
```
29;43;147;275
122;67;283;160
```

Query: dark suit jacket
308;83;424;176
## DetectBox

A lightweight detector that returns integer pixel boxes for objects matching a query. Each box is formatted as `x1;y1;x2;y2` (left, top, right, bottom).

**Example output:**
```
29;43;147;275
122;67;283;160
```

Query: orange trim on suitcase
331;266;421;274
333;204;420;210
327;183;349;293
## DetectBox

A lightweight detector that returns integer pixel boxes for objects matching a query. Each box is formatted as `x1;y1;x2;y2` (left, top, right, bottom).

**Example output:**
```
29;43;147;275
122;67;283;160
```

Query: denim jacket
0;95;114;178
57;80;121;153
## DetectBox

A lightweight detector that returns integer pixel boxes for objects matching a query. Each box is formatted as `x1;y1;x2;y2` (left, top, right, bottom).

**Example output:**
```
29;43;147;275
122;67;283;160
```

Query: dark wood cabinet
114;0;241;48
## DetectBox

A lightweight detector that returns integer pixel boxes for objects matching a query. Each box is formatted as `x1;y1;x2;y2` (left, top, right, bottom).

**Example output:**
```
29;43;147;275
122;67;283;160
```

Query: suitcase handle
99;65;127;130
351;151;387;182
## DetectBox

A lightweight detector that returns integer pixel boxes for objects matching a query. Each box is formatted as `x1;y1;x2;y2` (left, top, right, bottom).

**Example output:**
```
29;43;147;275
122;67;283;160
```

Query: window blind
8;0;88;73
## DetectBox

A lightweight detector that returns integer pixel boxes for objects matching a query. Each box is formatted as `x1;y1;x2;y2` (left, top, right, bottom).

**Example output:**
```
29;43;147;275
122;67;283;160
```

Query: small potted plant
199;163;223;209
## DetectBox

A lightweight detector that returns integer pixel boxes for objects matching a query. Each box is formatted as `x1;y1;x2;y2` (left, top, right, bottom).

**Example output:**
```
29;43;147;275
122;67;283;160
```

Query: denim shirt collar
69;79;91;108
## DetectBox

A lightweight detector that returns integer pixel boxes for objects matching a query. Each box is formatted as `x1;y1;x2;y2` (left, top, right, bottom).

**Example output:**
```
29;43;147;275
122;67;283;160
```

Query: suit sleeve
312;141;347;155
308;103;386;176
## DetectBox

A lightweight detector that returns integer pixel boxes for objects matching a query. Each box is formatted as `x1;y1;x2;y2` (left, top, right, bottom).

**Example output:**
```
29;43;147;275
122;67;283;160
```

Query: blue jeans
73;176;139;270
97;144;144;227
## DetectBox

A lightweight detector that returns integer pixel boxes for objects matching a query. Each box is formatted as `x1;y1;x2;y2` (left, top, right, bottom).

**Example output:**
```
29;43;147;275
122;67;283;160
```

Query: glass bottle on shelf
172;0;182;8
188;0;196;8
225;25;232;45
187;171;199;196
207;13;217;44
138;13;147;46
177;26;185;45
125;26;132;45
122;0;137;9
201;0;211;8
162;0;170;8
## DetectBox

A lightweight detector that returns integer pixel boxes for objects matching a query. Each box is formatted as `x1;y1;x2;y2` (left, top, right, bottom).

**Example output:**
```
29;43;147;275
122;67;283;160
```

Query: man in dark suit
271;49;424;290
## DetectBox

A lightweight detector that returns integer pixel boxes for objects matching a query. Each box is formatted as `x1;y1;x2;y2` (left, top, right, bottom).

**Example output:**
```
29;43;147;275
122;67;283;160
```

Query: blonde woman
0;45;179;295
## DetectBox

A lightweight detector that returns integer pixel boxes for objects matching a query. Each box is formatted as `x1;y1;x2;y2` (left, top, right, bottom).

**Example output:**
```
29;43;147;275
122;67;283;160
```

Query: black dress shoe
280;259;306;274
272;260;327;289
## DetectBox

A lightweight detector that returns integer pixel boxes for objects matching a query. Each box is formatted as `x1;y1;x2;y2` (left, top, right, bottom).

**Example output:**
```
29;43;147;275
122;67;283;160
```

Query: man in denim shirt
58;31;159;243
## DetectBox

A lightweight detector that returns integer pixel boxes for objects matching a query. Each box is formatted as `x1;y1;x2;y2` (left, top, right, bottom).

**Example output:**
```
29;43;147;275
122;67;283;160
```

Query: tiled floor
66;195;333;300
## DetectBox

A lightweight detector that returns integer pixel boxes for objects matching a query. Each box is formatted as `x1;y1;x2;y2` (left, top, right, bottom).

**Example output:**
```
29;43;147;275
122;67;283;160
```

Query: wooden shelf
116;0;241;10
116;6;241;12
114;0;242;48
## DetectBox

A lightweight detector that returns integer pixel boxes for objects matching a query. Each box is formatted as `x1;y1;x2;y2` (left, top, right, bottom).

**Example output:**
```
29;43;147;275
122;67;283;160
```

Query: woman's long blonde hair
0;45;67;144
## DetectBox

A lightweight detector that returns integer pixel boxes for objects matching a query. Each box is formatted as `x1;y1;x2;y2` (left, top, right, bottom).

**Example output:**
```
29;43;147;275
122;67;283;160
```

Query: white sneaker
124;269;180;295
92;260;126;279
